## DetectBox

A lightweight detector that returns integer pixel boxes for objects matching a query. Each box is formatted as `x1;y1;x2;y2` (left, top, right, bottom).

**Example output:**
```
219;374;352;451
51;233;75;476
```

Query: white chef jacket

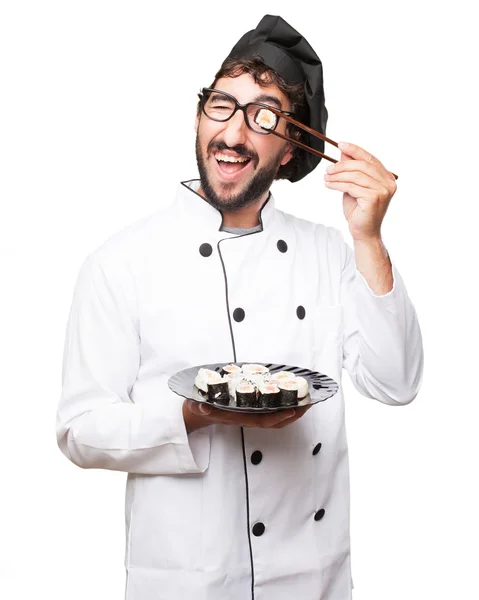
57;179;424;600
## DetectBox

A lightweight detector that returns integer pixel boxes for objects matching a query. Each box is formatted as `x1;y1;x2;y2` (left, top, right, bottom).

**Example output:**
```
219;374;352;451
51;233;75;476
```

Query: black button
312;443;322;456
251;451;263;465
199;243;213;257
296;306;306;320
314;509;325;522
233;308;245;322
277;239;288;253
252;522;265;536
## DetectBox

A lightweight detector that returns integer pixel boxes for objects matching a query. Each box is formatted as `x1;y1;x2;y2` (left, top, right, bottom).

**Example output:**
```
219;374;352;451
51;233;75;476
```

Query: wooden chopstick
266;107;399;181
268;128;339;164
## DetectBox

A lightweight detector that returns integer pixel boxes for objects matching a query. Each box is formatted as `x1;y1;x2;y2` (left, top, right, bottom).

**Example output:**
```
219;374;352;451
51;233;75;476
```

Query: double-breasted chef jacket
57;179;424;600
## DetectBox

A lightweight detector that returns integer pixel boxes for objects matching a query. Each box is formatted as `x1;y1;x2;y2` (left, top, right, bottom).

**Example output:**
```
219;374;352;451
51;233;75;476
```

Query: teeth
215;153;249;163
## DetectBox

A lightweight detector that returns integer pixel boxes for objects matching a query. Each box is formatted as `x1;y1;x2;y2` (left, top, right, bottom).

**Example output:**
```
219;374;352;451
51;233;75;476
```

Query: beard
195;134;285;212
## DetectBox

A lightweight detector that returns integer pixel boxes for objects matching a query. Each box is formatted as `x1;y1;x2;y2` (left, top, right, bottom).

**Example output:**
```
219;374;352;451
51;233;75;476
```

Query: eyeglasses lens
203;92;278;133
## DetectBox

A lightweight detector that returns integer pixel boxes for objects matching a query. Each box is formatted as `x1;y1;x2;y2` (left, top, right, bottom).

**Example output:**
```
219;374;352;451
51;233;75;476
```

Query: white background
1;1;478;598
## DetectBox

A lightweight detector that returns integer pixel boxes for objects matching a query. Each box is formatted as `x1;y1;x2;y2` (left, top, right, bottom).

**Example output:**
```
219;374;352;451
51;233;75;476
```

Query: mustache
208;141;258;164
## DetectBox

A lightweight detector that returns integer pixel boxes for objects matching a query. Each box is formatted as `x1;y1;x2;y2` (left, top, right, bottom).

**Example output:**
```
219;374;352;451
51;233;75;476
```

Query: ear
280;142;294;166
194;114;200;133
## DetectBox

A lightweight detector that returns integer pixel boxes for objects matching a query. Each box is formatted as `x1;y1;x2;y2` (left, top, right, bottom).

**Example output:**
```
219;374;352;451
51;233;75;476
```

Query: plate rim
168;360;339;414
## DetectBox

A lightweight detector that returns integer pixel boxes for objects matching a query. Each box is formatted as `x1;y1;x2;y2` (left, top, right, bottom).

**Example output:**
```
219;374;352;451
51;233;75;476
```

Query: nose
222;109;248;147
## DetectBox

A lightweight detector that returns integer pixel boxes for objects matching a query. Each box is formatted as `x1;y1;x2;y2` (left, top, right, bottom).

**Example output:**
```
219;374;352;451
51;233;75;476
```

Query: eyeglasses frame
198;87;295;135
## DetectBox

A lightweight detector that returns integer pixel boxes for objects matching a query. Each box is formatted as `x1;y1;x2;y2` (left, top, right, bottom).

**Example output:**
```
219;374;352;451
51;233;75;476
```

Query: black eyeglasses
198;87;295;135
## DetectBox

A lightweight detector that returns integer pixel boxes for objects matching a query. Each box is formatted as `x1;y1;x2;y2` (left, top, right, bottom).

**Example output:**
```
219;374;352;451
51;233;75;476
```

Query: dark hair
197;57;307;181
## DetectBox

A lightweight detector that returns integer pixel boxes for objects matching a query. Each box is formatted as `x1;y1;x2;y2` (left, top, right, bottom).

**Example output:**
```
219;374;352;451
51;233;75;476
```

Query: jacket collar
175;179;277;232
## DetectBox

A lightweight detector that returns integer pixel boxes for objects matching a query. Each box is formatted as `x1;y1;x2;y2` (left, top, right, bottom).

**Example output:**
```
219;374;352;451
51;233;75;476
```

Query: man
57;14;423;600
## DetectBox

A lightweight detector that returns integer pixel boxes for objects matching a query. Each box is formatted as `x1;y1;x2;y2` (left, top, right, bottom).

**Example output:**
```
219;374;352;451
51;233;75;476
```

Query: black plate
168;361;339;414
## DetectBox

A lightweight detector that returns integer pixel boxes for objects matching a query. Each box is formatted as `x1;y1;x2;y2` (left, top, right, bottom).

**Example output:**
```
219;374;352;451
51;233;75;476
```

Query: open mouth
213;152;253;179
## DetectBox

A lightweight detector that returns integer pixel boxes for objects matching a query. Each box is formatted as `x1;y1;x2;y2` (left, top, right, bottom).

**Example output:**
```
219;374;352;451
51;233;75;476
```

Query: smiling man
57;14;424;600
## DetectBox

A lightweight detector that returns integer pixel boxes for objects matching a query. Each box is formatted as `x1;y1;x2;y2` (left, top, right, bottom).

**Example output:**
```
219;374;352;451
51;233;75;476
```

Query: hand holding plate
183;399;312;433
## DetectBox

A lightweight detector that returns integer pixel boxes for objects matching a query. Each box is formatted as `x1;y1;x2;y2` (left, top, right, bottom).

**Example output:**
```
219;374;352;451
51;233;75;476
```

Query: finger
239;404;312;426
324;180;378;199
326;160;381;181
233;409;295;428
239;409;296;428
338;142;395;182
192;406;292;427
190;405;303;428
290;404;313;418
186;399;213;416
203;406;254;424
271;418;295;429
338;142;380;166
267;409;297;426
186;399;202;415
336;159;395;187
270;404;312;428
271;405;312;428
324;169;382;191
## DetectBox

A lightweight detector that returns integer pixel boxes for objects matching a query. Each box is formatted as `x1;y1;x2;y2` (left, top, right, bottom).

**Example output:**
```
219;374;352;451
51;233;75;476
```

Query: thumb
199;403;213;415
185;399;208;416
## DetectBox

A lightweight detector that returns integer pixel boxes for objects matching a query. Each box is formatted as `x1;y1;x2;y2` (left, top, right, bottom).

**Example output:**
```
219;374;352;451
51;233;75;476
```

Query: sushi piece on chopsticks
254;108;277;130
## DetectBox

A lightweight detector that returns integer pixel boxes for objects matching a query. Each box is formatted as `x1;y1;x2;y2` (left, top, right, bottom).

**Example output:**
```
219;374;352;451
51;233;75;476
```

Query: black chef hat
221;14;328;183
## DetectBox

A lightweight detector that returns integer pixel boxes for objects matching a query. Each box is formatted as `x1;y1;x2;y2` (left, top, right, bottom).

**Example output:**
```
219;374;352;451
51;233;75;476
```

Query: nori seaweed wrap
236;383;259;408
258;382;281;408
278;381;299;406
207;379;230;405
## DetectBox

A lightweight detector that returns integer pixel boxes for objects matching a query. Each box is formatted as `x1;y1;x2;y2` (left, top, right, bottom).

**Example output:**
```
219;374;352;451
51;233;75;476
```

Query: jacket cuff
167;392;211;473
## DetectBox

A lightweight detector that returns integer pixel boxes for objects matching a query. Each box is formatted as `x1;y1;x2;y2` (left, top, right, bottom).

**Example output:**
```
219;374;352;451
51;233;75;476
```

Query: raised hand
324;141;397;242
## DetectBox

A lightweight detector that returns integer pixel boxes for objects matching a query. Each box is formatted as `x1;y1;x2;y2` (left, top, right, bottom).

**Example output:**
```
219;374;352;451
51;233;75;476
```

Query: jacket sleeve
56;252;210;474
340;237;424;405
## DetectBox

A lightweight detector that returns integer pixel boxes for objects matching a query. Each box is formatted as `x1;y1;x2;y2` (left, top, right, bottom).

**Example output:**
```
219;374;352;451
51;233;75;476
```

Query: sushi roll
195;368;222;393
225;373;246;397
273;371;296;385
221;364;243;377
254;108;277;131
207;377;230;405
295;376;310;399
236;382;259;408
278;380;299;407
247;372;269;387
258;381;281;408
242;363;269;376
